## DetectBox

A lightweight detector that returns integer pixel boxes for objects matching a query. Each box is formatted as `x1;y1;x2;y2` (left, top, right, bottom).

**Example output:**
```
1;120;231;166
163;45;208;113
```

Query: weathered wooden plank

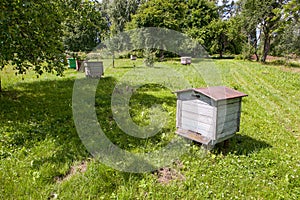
217;119;238;134
177;91;197;101
217;98;241;106
176;128;211;145
181;110;213;125
181;123;211;138
176;100;182;128
181;117;212;131
217;112;239;126
183;99;212;108
236;99;242;132
181;120;212;138
181;120;211;135
191;92;216;106
216;128;237;139
218;101;240;110
181;107;214;118
218;109;239;118
217;104;240;116
215;132;236;143
182;102;214;117
212;102;218;140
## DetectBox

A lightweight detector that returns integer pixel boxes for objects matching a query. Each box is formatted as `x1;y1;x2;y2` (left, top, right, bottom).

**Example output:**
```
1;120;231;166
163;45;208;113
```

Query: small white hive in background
84;61;104;78
180;57;192;65
130;55;137;60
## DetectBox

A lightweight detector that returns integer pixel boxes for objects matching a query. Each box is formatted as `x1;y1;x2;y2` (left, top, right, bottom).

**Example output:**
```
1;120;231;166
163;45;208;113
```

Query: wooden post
261;33;271;63
113;51;115;67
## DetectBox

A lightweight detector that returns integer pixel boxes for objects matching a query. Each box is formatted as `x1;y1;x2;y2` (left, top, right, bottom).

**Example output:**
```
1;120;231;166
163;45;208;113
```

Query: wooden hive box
181;57;192;65
84;61;104;78
175;86;247;149
130;55;137;60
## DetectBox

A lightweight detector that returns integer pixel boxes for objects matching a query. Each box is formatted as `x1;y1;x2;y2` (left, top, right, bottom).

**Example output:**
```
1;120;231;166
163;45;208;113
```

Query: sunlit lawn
0;59;300;199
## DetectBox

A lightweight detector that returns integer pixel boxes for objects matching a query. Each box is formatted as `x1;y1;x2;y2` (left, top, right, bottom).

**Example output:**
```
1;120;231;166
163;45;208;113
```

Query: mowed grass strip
0;59;300;199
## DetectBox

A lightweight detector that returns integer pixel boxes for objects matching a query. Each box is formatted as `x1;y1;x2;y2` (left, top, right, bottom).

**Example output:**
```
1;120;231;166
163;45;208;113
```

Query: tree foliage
125;0;188;61
271;0;300;57
104;0;144;34
184;0;219;45
127;0;222;56
1;0;299;88
127;0;187;31
272;22;300;57
0;0;66;75
239;0;289;62
205;17;245;57
63;0;109;54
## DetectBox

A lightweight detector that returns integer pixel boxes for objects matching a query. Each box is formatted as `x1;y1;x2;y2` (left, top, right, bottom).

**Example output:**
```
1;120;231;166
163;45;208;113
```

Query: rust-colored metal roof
175;86;248;101
194;86;247;101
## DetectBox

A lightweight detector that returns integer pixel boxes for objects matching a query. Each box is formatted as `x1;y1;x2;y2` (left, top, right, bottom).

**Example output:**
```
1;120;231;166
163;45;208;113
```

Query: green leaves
128;0;187;31
0;0;109;78
0;0;66;75
239;0;291;62
63;0;109;54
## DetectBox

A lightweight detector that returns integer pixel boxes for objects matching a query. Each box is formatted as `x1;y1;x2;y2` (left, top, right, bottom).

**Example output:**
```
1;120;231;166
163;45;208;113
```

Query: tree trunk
261;34;271;63
219;36;224;58
253;39;259;62
0;75;2;92
255;52;259;62
159;50;164;62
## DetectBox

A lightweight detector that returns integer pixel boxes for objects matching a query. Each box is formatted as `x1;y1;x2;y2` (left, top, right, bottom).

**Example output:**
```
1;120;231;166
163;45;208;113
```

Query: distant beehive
181;57;192;65
130;55;137;60
84;61;104;78
175;86;247;149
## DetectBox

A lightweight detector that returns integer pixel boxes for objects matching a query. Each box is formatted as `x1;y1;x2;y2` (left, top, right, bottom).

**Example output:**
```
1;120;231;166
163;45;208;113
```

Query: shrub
143;49;156;67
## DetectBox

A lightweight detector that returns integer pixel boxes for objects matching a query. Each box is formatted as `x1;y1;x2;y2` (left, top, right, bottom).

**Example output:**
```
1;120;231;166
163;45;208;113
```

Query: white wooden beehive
175;86;247;148
130;55;137;60
181;57;192;65
84;61;104;78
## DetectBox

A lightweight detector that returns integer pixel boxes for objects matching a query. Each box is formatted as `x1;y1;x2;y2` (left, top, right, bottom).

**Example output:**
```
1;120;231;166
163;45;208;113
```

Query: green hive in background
68;58;77;69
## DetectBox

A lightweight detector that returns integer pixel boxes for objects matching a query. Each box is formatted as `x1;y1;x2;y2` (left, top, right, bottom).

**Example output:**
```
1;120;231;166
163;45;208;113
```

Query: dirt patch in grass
153;160;185;184
55;160;88;183
154;167;185;184
280;66;300;73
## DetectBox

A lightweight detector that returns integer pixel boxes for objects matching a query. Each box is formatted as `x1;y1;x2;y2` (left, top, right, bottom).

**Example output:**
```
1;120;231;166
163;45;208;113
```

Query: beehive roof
175;86;248;101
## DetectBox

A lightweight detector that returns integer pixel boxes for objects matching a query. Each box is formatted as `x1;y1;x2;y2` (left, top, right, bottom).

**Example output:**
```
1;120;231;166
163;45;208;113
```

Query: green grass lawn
0;59;300;199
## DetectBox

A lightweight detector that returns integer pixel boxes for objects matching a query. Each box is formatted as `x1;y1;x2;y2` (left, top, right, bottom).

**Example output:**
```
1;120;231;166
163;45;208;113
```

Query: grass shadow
213;134;272;156
0;76;94;161
211;56;235;60
95;80;177;152
115;66;136;69
0;76;127;159
0;73;179;156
